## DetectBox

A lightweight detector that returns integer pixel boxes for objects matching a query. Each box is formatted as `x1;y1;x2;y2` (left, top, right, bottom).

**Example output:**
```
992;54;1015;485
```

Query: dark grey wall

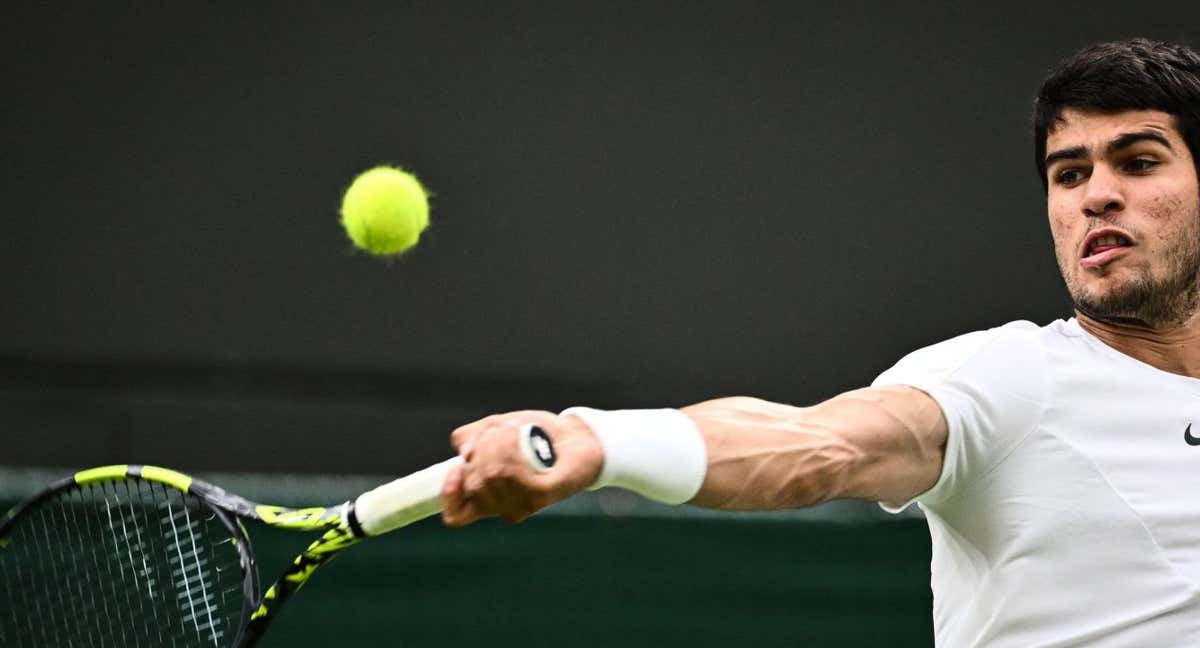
3;3;1198;472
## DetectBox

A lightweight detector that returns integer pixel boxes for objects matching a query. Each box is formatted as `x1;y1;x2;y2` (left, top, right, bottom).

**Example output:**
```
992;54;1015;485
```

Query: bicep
681;386;946;509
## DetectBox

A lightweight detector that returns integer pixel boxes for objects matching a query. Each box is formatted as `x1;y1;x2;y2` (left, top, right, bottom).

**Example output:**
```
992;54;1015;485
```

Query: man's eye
1054;168;1085;186
1124;158;1158;173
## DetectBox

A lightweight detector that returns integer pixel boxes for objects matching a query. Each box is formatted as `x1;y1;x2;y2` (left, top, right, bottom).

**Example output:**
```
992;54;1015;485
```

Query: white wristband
560;407;707;505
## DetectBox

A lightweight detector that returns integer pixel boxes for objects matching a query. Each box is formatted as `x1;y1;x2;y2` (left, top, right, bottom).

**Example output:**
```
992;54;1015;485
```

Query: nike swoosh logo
1186;424;1200;446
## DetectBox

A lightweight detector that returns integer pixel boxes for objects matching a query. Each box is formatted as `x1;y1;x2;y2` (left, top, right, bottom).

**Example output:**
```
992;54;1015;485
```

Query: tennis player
440;39;1200;646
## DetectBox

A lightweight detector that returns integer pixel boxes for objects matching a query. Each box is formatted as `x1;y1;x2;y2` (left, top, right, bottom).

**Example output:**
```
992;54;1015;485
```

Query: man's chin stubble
1069;269;1200;329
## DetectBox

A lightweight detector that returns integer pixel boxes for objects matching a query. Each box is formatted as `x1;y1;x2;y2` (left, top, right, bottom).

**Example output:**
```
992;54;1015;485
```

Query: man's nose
1081;165;1125;218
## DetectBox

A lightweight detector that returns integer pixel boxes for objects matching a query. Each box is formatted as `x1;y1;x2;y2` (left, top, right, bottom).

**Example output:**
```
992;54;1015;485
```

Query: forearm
683;386;946;510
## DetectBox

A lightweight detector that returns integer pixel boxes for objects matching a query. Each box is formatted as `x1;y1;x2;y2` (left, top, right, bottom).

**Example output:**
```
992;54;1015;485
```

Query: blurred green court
243;515;933;647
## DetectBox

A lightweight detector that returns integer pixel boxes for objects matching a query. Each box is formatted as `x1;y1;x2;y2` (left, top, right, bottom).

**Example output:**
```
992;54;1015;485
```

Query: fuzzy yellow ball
339;166;430;256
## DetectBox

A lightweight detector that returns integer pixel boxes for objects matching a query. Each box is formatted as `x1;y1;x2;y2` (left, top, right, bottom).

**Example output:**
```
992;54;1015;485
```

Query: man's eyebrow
1043;145;1086;169
1106;131;1173;154
1043;131;1174;170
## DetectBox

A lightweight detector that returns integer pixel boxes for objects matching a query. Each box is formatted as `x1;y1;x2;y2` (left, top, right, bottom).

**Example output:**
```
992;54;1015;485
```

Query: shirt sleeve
870;321;1050;512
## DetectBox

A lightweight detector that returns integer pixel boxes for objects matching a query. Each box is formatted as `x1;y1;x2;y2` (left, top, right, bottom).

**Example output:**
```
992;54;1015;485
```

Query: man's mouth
1085;234;1131;257
1080;231;1133;268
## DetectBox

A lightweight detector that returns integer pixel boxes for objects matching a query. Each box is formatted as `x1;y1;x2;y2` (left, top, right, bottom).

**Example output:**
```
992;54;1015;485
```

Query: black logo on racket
526;425;557;470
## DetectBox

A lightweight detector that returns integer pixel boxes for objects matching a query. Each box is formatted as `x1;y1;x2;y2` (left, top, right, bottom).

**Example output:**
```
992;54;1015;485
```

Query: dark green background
253;517;932;647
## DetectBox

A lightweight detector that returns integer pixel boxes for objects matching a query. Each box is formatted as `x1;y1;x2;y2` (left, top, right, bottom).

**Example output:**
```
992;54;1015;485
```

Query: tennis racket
0;423;557;647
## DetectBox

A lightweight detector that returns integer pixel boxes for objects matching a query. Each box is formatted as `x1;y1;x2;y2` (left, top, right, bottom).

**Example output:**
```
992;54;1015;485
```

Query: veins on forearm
682;388;942;510
683;397;863;510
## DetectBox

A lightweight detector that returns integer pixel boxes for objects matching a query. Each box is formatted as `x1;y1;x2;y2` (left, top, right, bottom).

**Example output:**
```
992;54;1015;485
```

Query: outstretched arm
440;385;946;526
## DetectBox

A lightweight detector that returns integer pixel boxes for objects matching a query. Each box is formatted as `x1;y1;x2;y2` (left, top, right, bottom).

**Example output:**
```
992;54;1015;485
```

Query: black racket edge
0;463;365;648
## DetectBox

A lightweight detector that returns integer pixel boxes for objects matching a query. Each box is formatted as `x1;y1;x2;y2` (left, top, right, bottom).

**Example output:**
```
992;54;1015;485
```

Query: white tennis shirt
872;318;1200;647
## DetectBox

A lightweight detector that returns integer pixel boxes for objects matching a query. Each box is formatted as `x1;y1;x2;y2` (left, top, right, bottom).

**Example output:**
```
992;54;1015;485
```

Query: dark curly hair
1033;38;1200;191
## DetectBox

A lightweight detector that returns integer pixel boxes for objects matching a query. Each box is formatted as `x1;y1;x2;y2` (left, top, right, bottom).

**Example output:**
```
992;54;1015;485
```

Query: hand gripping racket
0;423;557;647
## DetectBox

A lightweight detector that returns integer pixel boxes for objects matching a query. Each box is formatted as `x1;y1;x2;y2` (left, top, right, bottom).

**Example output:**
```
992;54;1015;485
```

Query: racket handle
352;424;557;537
353;456;462;537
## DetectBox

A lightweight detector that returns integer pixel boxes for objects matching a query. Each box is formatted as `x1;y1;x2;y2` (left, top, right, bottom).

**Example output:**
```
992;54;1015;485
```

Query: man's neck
1075;310;1200;379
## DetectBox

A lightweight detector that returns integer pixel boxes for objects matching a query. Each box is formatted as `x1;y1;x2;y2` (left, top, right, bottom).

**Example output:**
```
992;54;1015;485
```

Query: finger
460;427;496;461
439;462;464;503
442;497;487;527
438;463;468;522
450;415;503;454
464;422;514;467
460;461;481;495
441;463;493;526
462;470;503;513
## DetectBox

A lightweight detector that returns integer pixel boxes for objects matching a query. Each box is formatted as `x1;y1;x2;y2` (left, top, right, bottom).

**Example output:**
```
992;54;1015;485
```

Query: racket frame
0;464;356;648
2;432;551;646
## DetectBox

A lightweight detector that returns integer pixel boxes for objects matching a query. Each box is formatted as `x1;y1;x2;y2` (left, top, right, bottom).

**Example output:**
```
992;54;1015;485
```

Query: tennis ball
339;166;430;256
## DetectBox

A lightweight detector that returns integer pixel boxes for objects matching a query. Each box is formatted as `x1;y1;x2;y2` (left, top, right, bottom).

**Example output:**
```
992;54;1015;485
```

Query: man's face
1044;109;1200;327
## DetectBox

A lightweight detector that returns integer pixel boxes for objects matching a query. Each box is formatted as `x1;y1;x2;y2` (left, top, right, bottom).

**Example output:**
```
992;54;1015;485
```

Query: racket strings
0;480;246;647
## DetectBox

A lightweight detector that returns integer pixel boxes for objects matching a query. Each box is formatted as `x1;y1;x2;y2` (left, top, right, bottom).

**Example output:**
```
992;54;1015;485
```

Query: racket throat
343;501;368;539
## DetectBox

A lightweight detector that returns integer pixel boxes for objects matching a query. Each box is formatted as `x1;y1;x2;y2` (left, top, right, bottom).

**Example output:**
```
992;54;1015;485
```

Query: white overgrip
353;456;463;537
353;428;555;536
